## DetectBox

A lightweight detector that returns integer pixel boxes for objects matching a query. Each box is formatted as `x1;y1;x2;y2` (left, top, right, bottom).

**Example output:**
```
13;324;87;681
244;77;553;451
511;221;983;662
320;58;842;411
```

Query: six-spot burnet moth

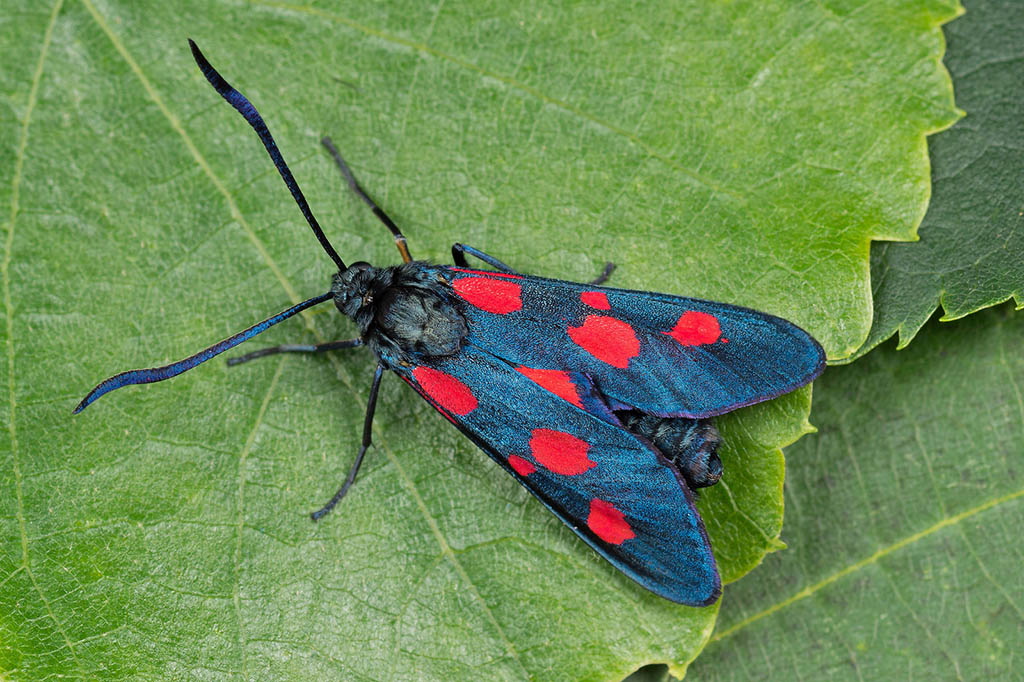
74;41;825;606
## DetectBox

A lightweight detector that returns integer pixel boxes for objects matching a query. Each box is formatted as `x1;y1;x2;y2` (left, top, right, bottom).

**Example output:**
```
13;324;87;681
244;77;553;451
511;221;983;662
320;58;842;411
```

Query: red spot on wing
568;315;640;368
452;277;523;314
665;310;721;346
529;429;595;475
448;267;523;280
508;455;536;476
516;367;583;408
400;374;457;424
587;499;635;545
412;367;478;416
580;291;610;310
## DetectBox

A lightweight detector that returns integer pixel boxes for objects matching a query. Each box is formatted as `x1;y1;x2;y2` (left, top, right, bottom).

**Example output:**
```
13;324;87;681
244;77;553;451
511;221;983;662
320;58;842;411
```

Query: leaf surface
855;0;1024;359
1;0;957;678
691;304;1024;680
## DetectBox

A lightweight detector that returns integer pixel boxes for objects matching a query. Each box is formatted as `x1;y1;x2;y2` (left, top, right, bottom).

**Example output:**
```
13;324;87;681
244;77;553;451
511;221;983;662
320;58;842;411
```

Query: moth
76;41;825;606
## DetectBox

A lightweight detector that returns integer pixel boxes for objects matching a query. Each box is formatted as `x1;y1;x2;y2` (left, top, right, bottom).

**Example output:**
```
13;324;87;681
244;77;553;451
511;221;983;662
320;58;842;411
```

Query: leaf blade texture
1;0;959;678
855;0;1024;359
691;304;1024;681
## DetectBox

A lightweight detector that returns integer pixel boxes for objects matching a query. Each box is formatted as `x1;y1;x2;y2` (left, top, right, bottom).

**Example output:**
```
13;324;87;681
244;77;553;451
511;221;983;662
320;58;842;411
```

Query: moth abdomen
618;411;723;489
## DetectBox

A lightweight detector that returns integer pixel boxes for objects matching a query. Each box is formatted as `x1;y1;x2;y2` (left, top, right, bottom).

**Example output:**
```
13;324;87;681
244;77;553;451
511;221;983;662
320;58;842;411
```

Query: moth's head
331;262;381;318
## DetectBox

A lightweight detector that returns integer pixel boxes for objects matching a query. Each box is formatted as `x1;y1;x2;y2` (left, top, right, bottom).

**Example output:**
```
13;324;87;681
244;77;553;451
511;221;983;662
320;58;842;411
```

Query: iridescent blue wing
393;342;720;606
438;266;825;418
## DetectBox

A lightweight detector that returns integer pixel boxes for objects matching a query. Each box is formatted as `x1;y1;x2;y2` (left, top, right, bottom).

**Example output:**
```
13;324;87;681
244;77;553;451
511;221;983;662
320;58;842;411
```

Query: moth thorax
373;286;468;358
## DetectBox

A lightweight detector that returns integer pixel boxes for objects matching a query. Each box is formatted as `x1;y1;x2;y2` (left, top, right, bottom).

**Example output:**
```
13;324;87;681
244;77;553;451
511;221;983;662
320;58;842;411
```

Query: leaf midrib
5;0;81;672
709;485;1024;644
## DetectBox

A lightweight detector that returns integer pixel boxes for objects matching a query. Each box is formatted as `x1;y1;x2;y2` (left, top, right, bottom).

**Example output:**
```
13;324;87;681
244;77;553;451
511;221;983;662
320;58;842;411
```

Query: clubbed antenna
74;292;331;413
321;136;412;263
188;39;346;271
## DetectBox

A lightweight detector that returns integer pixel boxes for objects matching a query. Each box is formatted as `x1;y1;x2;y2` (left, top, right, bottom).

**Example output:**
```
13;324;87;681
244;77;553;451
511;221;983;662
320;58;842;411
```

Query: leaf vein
251;0;747;204
6;0;83;672
232;357;286;679
709;486;1024;643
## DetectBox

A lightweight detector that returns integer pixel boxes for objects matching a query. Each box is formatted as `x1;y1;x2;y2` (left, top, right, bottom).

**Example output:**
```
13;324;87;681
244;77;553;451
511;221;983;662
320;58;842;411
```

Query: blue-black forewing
394;342;721;606
439;266;825;419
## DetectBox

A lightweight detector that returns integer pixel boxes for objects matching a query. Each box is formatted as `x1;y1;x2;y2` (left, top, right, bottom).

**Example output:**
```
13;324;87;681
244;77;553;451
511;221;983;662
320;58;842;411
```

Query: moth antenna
188;39;346;271
74;292;332;414
321;136;412;263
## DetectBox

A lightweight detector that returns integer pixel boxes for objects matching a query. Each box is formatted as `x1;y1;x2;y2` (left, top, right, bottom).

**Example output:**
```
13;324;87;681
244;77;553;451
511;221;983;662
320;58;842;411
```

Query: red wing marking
516;367;583;408
508;455;536;476
580;291;610;310
665;310;721;346
400;375;457;424
452;277;523;314
412;367;478;416
568;315;640;368
529;429;595;475
448;267;524;280
587;499;635;545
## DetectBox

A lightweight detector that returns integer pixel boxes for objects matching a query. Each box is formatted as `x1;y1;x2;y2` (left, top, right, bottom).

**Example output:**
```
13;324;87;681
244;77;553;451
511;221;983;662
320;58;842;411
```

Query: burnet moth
75;41;825;606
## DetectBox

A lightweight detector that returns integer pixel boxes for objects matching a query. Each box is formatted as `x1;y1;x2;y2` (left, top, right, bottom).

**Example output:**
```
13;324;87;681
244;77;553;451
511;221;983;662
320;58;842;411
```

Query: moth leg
321;136;412;263
453;243;614;284
451;243;518;272
588;262;616;286
227;338;363;366
311;364;385;521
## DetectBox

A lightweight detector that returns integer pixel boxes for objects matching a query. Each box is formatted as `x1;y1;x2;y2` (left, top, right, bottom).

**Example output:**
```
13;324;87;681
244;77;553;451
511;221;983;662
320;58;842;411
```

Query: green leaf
690;304;1024;680
2;0;957;678
854;0;1024;359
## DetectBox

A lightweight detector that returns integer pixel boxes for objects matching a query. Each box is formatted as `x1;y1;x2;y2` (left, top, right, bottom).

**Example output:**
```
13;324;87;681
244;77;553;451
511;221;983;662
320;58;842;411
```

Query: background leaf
854;0;1024;359
690;304;1024;680
2;0;957;678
